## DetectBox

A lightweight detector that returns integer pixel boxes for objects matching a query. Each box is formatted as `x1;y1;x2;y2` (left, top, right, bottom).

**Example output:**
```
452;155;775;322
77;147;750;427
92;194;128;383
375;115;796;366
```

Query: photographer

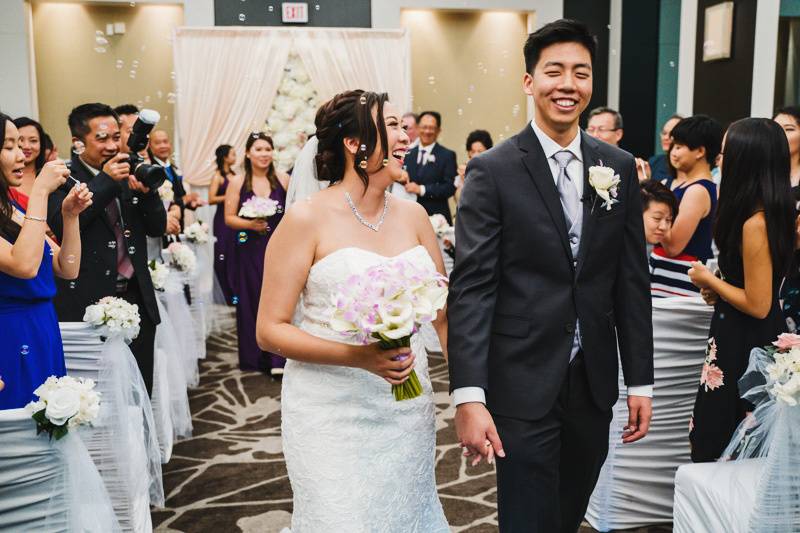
116;104;181;236
47;102;167;394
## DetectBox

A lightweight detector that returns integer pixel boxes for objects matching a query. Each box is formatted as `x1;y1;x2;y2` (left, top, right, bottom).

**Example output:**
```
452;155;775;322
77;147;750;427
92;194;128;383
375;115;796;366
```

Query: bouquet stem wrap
377;335;423;401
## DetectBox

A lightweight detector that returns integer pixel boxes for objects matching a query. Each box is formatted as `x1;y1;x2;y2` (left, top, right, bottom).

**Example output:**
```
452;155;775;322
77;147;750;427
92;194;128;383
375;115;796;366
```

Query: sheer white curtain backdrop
173;27;411;187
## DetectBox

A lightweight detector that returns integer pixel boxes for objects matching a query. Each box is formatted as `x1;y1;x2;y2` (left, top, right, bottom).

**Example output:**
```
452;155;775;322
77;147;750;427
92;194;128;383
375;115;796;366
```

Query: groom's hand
622;395;652;444
455;403;505;466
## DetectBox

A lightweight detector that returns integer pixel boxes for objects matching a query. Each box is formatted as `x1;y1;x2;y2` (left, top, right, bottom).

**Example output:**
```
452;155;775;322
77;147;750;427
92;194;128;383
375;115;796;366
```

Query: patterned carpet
152;325;671;533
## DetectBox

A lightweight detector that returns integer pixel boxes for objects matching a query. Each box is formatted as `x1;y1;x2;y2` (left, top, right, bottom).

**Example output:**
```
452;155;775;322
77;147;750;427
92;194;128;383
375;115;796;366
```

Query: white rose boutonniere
427;153;436;164
588;165;621;211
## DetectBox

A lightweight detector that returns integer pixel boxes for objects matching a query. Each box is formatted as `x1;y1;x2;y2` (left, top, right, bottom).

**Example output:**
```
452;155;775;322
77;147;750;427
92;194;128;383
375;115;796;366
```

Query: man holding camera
47;102;167;394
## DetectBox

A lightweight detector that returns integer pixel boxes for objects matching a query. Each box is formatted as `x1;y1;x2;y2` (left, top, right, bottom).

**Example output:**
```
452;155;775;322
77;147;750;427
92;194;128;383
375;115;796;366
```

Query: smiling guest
639;179;678;255
586;106;623;146
10;117;47;210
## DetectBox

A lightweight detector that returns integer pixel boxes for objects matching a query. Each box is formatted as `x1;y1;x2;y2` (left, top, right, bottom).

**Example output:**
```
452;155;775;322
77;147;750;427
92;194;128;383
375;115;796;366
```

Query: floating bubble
360;144;366;151
268;5;274;12
144;95;151;103
130;1;136;6
128;246;136;255
512;104;520;117
359;95;367;105
239;13;246;21
469;84;475;93
477;61;484;70
108;241;117;249
669;60;676;68
219;254;225;261
49;249;55;257
69;281;76;289
132;60;139;68
105;270;111;276
94;47;107;54
20;345;29;356
156;90;163;99
170;71;176;80
132;197;139;205
167;93;176;104
95;36;109;46
504;125;510;132
116;59;124;69
66;254;76;264
232;296;239;305
427;75;436;85
315;4;320;10
467;97;473;105
457;108;463;116
129;70;137;79
123;229;132;238
502;50;509;58
238;231;248;243
96;30;104;36
73;141;86;155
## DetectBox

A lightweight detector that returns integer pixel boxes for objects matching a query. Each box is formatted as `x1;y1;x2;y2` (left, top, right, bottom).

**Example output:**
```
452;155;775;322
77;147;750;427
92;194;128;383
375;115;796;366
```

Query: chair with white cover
0;407;120;532
154;297;193;443
586;296;713;531
60;322;164;532
156;269;201;388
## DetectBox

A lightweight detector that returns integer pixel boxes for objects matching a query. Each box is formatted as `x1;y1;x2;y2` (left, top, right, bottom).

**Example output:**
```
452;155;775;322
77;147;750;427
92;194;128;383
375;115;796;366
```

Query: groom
448;19;654;532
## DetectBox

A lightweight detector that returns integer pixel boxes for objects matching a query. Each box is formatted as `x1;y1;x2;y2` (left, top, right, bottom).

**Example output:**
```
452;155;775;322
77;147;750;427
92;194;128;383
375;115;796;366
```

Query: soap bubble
132;197;139;205
94;46;107;54
427;75;436;85
116;59;124;69
123;229;132;238
232;296;239;304
73;141;86;155
238;232;248;243
20;345;29;356
108;241;117;249
95;36;109;46
129;70;137;79
467;97;473;105
128;246;136;255
66;254;76;264
457;108;463;116
219;254;225;261
239;13;246;22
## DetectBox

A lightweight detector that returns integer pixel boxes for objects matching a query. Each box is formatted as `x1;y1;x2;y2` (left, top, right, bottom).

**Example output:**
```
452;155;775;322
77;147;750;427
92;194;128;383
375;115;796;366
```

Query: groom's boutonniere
426;153;436;164
588;164;621;211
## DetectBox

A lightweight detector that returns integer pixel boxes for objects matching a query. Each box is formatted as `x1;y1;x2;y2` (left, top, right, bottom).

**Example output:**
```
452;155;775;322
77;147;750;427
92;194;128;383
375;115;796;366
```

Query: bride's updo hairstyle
314;90;389;188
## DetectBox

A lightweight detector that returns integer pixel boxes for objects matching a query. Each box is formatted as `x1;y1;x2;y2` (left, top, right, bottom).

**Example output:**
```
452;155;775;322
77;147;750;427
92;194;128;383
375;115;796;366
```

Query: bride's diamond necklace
345;191;389;232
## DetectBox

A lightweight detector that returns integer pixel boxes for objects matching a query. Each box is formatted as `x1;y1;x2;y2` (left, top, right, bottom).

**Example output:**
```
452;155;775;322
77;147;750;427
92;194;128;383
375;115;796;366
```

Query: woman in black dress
687;118;796;462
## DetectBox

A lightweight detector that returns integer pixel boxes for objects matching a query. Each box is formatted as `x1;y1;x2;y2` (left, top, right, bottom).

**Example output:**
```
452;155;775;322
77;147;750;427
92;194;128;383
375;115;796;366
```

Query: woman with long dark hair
10;117;47;211
224;133;289;374
687;118;795;462
0;112;92;408
209;144;236;304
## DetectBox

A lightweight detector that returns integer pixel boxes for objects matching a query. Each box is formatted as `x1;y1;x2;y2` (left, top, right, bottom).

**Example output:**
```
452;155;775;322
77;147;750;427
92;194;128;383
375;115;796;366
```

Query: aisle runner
151;320;670;532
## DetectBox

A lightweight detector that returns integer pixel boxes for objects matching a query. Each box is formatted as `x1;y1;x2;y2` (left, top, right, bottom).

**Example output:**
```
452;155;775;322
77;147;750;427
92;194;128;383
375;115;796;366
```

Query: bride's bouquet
183;221;210;243
83;296;141;343
238;196;282;219
330;257;448;401
26;376;101;440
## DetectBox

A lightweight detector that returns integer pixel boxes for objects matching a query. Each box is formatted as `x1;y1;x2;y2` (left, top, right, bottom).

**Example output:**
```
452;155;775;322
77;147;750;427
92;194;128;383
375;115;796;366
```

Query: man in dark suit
448;20;654;533
403;111;457;223
148;129;204;231
48;103;167;394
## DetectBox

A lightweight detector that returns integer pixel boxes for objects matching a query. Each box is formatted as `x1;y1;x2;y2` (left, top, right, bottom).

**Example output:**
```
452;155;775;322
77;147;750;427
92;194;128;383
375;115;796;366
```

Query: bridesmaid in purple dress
209;144;237;304
224;133;289;375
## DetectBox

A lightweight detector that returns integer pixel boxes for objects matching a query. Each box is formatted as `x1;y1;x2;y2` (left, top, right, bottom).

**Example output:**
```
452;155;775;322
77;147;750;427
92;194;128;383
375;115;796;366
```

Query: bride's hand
351;344;416;385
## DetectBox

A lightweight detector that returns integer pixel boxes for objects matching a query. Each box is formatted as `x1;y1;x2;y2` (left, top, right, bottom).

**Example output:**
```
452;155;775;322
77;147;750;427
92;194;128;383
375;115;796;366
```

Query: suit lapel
404;146;419;181
517;125;572;262
576;131;601;276
71;154;115;233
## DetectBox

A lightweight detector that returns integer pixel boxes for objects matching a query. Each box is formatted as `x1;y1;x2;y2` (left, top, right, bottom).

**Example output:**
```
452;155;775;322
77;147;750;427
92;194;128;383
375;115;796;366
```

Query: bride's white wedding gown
281;245;449;532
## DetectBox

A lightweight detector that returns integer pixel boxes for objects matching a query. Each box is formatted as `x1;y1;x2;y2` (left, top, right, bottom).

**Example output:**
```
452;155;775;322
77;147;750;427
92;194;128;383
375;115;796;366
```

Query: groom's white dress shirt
452;120;653;407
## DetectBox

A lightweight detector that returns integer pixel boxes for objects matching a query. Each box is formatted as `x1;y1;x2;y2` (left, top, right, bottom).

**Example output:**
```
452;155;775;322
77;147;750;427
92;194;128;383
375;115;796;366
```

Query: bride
256;90;450;532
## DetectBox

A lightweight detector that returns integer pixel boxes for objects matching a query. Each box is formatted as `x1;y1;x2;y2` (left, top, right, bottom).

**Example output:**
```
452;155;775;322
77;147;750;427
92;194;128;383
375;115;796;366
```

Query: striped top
650;247;701;298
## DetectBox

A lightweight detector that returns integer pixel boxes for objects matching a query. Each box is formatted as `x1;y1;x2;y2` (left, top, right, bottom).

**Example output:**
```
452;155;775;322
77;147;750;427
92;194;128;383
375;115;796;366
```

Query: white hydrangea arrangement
26;376;101;440
264;53;318;171
184;221;210;243
166;242;197;275
83;296;141;343
148;260;170;291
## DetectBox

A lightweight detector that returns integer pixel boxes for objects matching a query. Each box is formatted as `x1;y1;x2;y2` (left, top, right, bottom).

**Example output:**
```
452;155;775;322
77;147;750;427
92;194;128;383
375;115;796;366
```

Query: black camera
127;109;167;190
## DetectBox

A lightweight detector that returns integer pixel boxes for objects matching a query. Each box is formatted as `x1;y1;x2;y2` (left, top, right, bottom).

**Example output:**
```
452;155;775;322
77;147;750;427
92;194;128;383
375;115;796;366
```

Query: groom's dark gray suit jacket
447;124;654;420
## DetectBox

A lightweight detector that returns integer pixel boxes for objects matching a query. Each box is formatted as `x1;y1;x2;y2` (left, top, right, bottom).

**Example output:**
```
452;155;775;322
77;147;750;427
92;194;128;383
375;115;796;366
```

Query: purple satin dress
231;182;286;372
213;173;235;304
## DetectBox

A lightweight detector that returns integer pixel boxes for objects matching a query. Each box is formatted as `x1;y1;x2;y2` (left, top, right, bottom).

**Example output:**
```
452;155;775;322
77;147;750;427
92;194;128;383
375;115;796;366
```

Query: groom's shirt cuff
452;386;486;406
627;385;653;398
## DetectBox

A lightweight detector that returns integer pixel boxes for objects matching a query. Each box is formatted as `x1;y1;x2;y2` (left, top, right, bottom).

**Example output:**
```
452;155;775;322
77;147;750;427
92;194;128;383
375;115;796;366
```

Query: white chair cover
150;340;174;463
155;297;193;441
157;269;201;388
673;458;764;533
586;296;713;530
0;407;120;532
60;323;165;531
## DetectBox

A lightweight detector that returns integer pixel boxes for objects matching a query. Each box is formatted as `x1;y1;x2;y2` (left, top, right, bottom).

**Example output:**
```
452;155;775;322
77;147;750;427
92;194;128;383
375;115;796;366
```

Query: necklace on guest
345;191;389;232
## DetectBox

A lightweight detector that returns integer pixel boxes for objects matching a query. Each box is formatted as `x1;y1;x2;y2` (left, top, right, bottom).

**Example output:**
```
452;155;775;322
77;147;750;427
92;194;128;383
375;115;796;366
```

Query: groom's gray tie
554;150;579;228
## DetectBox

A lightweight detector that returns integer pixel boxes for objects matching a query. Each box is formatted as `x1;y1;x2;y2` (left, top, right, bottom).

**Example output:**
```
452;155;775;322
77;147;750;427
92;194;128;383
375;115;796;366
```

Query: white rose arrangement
184;221;210;243
26;376;101;440
765;334;800;406
158;180;174;202
83;296;141;343
588;165;621;211
264;53;319;172
429;214;450;238
148;260;170;291
166;242;197;275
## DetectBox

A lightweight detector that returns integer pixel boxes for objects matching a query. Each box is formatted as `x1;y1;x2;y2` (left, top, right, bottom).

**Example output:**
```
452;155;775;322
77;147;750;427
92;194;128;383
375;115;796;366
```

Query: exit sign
282;2;309;23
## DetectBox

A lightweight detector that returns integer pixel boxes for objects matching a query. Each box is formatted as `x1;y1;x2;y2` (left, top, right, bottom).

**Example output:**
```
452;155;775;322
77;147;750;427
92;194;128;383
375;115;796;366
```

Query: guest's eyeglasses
586;126;620;134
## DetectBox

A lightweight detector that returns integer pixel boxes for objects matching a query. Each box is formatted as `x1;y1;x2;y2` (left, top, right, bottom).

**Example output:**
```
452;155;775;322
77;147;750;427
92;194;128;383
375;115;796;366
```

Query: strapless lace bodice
281;245;448;532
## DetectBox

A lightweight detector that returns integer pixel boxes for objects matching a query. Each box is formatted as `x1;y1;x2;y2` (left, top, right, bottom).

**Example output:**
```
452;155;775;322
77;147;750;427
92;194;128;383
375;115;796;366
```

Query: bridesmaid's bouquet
26;376;101;440
330;257;448;401
83;296;141;343
184;221;210;243
238;196;282;219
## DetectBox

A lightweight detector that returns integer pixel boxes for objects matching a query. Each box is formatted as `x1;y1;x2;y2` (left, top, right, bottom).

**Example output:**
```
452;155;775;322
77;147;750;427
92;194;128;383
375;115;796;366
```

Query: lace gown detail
281;246;448;532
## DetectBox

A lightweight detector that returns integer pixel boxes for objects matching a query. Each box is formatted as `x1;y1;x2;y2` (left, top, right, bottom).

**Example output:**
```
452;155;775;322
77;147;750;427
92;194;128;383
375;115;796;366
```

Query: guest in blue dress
224;133;289;376
0;113;93;409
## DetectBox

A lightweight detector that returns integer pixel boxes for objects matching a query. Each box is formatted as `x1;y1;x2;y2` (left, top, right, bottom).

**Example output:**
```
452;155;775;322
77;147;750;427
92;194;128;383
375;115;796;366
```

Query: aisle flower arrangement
184;221;210;243
83;296;141;343
26;376;101;440
148;260;170;291
166;242;197;275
